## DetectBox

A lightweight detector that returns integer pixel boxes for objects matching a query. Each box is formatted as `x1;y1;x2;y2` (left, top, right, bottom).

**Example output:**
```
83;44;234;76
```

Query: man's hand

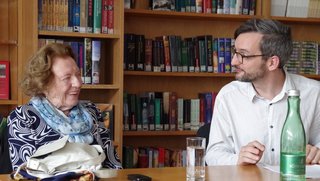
237;141;265;165
306;144;320;164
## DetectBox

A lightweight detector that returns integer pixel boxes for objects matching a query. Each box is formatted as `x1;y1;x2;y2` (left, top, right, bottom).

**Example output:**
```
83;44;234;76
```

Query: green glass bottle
280;89;306;180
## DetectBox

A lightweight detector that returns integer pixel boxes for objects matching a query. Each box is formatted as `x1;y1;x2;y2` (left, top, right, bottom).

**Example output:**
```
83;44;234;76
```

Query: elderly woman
7;43;122;170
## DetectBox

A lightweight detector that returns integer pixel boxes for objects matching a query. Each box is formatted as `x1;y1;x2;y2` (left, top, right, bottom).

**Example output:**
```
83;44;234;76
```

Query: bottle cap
287;89;300;96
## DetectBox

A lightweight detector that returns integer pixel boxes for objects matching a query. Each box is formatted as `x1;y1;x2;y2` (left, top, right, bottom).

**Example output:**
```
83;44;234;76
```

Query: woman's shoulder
9;103;39;118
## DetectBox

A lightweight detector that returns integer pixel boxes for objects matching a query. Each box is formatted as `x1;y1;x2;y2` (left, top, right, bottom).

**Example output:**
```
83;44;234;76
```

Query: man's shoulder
288;73;320;90
219;80;250;95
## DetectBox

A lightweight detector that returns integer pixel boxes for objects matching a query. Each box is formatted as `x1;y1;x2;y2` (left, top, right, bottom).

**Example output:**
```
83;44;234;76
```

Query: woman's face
45;56;82;112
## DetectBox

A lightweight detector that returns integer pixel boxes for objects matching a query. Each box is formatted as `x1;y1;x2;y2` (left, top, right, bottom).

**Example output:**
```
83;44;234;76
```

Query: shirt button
271;148;274;152
270;125;273;128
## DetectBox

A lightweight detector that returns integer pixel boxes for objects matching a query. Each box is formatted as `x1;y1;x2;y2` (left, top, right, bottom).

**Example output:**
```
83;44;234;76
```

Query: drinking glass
186;137;206;180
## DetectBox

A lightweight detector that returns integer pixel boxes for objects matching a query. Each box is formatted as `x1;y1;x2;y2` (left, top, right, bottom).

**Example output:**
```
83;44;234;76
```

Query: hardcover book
101;0;108;33
152;0;175;11
107;0;114;34
91;40;101;84
84;38;92;84
93;0;102;33
0;61;9;100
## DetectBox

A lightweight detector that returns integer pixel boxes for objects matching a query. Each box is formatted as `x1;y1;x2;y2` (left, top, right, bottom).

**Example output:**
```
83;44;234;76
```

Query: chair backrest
196;123;211;148
0;117;13;174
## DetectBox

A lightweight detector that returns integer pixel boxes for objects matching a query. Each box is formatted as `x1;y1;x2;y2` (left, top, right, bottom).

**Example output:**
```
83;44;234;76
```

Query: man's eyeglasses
231;47;265;64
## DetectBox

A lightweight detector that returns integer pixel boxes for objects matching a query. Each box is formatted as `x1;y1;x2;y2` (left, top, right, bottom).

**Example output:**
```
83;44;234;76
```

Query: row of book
123;91;217;131
38;0;114;34
0;61;9;100
123;146;187;168
286;41;320;75
126;0;257;15
124;34;235;73
271;0;320;18
39;38;102;84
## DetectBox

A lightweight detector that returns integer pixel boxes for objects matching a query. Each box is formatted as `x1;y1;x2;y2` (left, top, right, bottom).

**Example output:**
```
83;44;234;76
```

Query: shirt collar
247;69;296;103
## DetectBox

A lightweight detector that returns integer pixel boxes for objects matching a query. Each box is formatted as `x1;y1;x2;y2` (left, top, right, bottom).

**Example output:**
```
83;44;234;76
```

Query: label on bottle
280;152;306;176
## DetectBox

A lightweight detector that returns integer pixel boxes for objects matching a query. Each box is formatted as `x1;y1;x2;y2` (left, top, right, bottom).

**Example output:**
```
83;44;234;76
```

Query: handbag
14;136;116;179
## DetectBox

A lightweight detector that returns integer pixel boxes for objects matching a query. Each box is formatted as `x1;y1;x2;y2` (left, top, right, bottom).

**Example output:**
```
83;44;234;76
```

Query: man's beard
234;64;267;82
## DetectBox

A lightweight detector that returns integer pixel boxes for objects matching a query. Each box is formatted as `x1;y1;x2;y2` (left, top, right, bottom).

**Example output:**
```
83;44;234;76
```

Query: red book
107;0;114;34
101;0;108;33
0;61;9;100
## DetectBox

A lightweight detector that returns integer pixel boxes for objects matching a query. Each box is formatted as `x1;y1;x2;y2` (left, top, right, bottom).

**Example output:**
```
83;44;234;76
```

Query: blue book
73;0;80;32
224;38;232;73
217;38;225;73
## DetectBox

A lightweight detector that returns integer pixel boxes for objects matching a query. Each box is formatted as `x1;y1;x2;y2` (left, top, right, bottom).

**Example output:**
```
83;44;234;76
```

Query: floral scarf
30;97;94;144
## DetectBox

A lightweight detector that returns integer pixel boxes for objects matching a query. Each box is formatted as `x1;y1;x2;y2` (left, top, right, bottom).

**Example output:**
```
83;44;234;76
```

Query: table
0;165;318;181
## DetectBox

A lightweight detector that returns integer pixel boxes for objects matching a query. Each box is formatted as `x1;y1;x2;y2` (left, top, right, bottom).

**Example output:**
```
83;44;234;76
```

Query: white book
177;98;184;131
235;0;242;14
92;40;101;84
190;99;200;131
286;0;310;17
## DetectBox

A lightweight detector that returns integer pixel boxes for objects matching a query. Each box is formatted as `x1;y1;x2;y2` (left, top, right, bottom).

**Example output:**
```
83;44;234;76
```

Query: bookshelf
1;0;124;159
123;0;320;160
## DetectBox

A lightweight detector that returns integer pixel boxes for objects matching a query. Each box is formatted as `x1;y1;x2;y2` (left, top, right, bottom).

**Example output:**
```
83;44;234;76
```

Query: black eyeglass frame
231;47;266;64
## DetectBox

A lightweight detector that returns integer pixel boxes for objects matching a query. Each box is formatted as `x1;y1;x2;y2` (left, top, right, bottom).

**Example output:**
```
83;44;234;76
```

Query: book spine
87;0;93;33
242;0;249;15
223;0;230;14
129;94;137;131
217;0;224;14
203;0;212;13
195;0;203;13
177;98;184;131
169;92;177;131
0;61;10;100
107;0;114;34
67;0;74;32
84;38;92;84
212;0;217;13
79;0;87;33
230;0;237;14
198;39;207;72
144;39;153;72
176;36;183;72
218;38;225;73
155;98;163;131
224;38;232;73
249;0;256;15
101;0;108;33
91;40;101;84
126;34;136;70
123;92;130;131
162;92;170;131
183;99;191;130
62;0;69;32
93;0;102;33
190;99;200;130
181;40;188;72
148;92;155;131
206;35;213;72
73;0;80;32
235;0;243;14
161;36;171;72
135;35;145;71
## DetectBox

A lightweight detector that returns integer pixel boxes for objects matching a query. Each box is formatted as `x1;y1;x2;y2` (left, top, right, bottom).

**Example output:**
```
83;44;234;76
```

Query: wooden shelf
271;16;320;24
0;40;18;45
39;31;120;39
123;130;197;136
81;84;120;90
124;71;236;78
125;9;262;21
0;100;18;105
124;71;320;80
